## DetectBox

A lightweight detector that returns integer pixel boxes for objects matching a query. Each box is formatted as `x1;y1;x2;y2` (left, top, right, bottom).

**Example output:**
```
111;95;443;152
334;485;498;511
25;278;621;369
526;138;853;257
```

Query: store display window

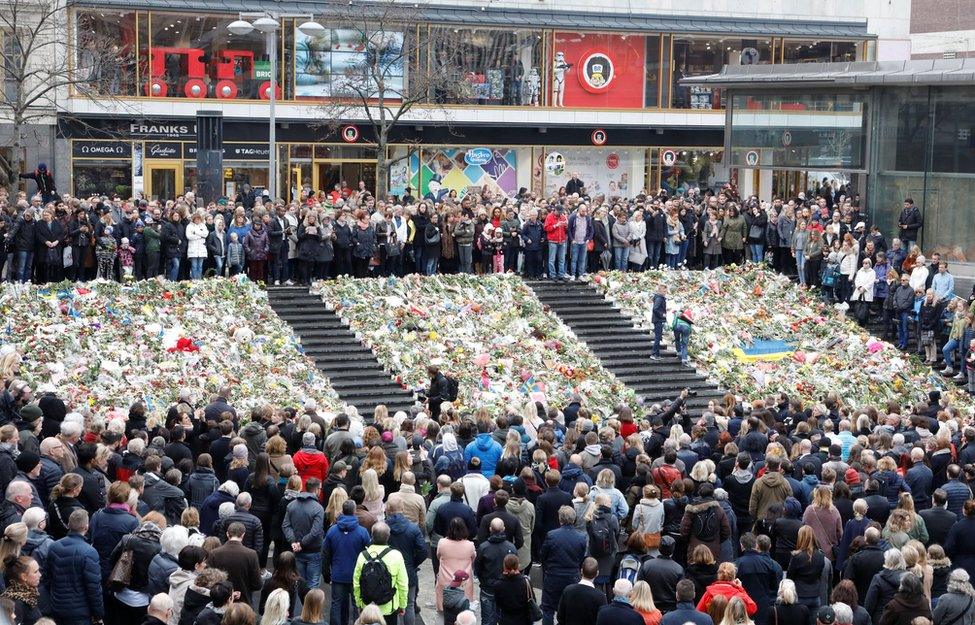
74;11;141;96
670;37;772;109
781;40;858;64
74;161;132;198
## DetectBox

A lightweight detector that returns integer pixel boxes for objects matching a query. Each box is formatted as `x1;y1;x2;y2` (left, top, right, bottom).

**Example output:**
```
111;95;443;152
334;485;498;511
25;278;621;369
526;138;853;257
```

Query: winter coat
932;589;975;625
213;508;264;555
185;222;209;258
736;550;781;625
646;211;667;243
879;592;932;625
631;498;664;536
540;525;587;577
802;505;843;558
89;505;139;580
199;489;235;535
323;513;371;584
282;491;325;552
520;221;543;251
947;516;975;581
864;569;906;625
161;220;186;259
293;446;329;488
680;498;731;561
142;472;187;526
507;497;535;569
475;532;518;592
45;533;104;622
464;433;502;477
697;579;758;614
720;215;747;251
749;471;792;519
110;524;163;593
146;551;179;595
185;468;218;510
387;512;428;588
243;225;269;261
351;223;376;258
852;267;876;302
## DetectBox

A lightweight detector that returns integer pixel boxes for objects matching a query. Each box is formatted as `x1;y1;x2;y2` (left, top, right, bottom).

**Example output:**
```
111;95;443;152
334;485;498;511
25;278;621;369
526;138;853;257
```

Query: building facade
28;0;910;202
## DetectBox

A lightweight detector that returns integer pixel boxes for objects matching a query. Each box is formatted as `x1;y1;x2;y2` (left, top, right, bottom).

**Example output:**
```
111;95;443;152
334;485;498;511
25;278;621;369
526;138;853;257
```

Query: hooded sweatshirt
323;513;371;584
464;433;502;477
632;497;664;535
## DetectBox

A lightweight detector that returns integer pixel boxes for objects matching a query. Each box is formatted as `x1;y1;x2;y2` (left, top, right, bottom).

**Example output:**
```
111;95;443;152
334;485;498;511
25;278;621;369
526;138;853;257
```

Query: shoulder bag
526;576;542;622
108;540;135;591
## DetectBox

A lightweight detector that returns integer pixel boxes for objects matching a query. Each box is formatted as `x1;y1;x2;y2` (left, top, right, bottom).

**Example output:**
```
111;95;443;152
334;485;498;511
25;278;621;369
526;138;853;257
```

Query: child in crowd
117;237;136;281
490;225;505;273
227;232;245;276
96;226;117;280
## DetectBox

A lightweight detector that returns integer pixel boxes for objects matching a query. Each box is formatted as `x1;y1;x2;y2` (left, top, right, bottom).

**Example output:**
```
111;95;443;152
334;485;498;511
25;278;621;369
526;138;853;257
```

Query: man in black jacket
267;205;288;284
475;518;517;625
161;210;186;281
920;488;958;547
596;579;645;625
72;443;106;515
842;526;885;600
897;197;923;250
638;535;684;612
892;274;916;350
476;489;524;549
213;492;264;558
557;558;606;625
651;284;667;359
645;206;667;269
9;209;37;283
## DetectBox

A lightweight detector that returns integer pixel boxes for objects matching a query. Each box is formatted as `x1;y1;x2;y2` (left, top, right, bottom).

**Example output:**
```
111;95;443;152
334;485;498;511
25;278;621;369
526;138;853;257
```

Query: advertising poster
551;33;647;108
416;148;518;201
295;27;406;99
543;148;642;198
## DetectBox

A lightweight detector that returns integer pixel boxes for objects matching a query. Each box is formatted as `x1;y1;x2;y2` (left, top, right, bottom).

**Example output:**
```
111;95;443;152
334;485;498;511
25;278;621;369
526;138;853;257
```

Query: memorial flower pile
0;277;341;419
316;274;638;415
591;267;973;409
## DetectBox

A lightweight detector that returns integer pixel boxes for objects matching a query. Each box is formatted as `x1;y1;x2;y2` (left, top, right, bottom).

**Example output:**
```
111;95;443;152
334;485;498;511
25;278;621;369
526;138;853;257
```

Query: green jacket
720;215;747;251
353;544;409;615
143;224;162;254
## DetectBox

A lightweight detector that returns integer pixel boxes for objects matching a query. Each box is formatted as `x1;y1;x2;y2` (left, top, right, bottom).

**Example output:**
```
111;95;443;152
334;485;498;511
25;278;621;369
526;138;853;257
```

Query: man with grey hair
57;420;82;472
905;446;934;510
0;480;30;532
144;593;174;625
843;525;886;601
214;492;263;558
831;602;854;625
540;505;587;625
595;578;644;625
456;610;477;625
396;471;427;527
38;436;65;506
353;521;409;621
475;517;517;625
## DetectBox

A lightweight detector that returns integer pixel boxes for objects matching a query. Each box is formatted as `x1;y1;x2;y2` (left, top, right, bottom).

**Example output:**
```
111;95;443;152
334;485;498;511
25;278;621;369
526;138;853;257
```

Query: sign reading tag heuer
253;61;272;80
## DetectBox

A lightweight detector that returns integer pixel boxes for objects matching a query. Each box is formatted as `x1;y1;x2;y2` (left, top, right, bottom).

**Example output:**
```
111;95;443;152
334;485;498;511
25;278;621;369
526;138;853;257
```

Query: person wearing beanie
14;451;42;508
15;404;42;456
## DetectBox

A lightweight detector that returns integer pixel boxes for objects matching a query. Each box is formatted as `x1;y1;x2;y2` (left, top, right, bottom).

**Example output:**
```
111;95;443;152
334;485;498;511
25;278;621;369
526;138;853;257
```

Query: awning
681;59;975;88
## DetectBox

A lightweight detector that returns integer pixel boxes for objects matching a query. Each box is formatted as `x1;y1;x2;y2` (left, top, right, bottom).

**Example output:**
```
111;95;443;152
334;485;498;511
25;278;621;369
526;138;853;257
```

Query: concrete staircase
527;280;724;411
267;286;416;414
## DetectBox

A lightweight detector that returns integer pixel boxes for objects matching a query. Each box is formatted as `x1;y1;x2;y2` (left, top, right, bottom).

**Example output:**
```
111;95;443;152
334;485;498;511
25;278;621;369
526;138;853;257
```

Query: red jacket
543;211;568;244
697;580;758;615
293;448;329;489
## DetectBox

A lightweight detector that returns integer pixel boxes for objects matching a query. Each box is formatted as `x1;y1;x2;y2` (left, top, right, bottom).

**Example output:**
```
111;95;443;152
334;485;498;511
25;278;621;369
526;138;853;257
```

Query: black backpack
692;504;720;543
443;376;459;402
359;547;395;605
587;515;614;557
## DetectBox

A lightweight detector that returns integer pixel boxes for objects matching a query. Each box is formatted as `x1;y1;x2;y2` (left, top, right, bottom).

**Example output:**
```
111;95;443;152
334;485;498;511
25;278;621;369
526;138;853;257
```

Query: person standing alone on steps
651;284;668;360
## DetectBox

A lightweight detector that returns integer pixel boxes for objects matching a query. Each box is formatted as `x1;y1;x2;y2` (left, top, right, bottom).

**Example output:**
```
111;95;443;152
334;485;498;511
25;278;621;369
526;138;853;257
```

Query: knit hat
232;444;248;460
19;404;42;422
381;431;394;443
16;451;39;474
844;467;861;486
332;461;348;474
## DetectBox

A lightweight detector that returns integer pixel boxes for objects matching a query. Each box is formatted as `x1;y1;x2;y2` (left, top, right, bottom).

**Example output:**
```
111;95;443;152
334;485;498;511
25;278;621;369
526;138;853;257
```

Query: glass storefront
671;37;772;109
543;147;646;198
551;32;659;108
74;161;133;198
75;11;142;96
658;149;728;194
781;40;858;64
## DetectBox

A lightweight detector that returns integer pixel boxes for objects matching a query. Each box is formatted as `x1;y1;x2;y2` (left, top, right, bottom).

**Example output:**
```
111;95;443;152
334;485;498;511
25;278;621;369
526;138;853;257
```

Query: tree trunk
376;153;389;200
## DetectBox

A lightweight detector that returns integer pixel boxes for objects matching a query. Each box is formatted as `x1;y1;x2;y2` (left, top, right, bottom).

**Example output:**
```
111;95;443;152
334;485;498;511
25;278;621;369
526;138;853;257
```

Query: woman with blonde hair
787;526;827;617
360;468;385;520
770;578;809;625
354;603;385;625
895;493;929;543
884;509;914;549
572;482;593;529
904;540;933;601
837;498;870;570
360;446;390;478
324;486;348;526
698;562;757;615
496;436;523;479
629;580;662;625
631;484;664;548
802;485;843;559
589;468;629;522
265;435;293;478
0;522;28;577
720;596;756;625
292;587;327;624
46;473;85;539
260;587;290;625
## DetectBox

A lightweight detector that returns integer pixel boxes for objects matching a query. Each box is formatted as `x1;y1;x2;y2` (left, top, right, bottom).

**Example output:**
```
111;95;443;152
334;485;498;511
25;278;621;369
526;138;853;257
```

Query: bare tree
0;0;132;189
306;0;464;198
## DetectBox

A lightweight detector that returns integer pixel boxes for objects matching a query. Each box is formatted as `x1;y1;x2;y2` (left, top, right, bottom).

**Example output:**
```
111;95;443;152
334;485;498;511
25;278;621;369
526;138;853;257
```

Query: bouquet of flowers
0;277;341;420
316;274;638;416
590;267;973;410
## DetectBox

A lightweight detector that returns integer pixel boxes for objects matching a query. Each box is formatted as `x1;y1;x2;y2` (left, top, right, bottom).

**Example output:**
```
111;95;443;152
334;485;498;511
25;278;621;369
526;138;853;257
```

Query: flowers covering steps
0;277;341;420
315;274;638;416
590;267;973;409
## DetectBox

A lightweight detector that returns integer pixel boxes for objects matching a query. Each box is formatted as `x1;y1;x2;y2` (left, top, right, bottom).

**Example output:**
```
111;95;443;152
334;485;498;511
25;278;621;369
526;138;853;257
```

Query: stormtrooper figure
522;67;540;106
552;51;573;107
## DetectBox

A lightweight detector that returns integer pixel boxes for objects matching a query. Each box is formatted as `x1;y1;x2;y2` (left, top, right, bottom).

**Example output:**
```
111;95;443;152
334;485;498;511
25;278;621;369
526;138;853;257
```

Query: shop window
550;33;650;109
295;26;409;100
671;37;772;109
146;13;271;100
74;161;132;198
542;147;645;199
644;36;661;108
660;149;726;194
223;163;269;198
428;27;543;106
781;40;858;64
74;11;140;96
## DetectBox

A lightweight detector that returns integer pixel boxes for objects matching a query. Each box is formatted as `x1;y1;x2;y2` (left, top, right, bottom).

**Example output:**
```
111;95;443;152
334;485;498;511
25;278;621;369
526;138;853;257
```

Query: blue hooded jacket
322;514;371;584
464;433;502;477
387;513;428;587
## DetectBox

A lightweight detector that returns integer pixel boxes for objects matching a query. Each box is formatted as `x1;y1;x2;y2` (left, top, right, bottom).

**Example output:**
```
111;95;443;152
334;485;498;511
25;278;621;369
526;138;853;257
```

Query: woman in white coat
628;209;647;270
185;211;210;280
851;257;876;326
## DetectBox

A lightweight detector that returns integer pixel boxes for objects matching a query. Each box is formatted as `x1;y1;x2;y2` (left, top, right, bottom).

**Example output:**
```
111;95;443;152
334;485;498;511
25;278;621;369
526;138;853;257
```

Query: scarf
3;581;38;607
132;521;163;543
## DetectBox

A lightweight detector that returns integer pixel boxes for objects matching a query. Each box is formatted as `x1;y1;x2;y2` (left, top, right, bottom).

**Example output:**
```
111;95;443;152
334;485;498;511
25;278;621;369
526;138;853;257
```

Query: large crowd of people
1;171;975;625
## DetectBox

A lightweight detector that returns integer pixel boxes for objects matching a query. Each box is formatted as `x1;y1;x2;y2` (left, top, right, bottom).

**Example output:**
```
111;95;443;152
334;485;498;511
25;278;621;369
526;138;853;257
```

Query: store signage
341;125;360;143
145;142;183;159
745;150;760;167
605;152;619;169
128;122;195;139
72;141;131;158
253;61;272;81
464;147;493;166
782;130;793;147
741;47;760;65
591;129;608;146
544;151;566;176
224;143;270;160
661;149;677;167
578;50;616;94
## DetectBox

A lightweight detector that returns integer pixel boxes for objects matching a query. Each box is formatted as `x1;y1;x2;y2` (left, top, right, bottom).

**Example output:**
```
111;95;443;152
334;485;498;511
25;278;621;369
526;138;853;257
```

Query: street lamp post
228;15;324;201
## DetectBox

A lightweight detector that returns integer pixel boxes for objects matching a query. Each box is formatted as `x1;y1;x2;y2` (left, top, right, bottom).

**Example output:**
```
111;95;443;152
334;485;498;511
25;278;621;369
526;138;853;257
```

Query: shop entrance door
145;161;184;202
313;160;377;197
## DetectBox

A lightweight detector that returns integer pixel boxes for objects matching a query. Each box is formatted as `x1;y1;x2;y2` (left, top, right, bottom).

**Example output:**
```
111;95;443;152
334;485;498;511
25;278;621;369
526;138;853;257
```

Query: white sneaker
943;367;954;375
954;372;966;381
274;280;280;286
284;280;294;285
567;276;576;281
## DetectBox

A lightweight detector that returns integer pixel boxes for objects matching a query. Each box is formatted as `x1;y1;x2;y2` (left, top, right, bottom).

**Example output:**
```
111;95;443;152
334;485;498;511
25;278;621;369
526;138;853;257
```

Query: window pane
75;11;139;96
781;40;858;64
875;87;930;173
660;149;726;194
74;161;132;197
147;13;270;100
932;86;975;174
295;26;408;101
671;38;772;109
550;32;650;109
644;36;660;108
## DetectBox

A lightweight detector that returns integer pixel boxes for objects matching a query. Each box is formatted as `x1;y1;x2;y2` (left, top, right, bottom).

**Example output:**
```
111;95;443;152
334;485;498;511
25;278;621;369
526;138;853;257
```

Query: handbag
108;547;134;591
749;225;765;240
525;576;542;622
586;239;595;252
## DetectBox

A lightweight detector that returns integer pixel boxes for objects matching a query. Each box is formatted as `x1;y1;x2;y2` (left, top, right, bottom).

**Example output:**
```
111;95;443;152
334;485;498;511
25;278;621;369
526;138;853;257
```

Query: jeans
424;255;439;275
480;589;497;625
674;324;691;363
898;311;911;348
677;239;690;266
652;321;664;357
569;242;587;278
749;243;765;263
295;551;322;588
269;252;285;282
944;338;961;369
213;256;225;278
13;251;32;283
541;573;578;625
330;581;357;625
797;597;820;625
547;241;566;280
413;245;425;275
795;250;806;285
402;585;418;625
189;257;204;280
458;243;473;274
666;253;679;269
613;246;629;271
647;240;662;268
166;257;180;281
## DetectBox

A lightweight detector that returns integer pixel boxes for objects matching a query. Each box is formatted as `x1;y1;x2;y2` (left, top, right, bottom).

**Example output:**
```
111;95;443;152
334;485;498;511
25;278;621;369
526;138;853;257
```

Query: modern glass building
684;58;975;262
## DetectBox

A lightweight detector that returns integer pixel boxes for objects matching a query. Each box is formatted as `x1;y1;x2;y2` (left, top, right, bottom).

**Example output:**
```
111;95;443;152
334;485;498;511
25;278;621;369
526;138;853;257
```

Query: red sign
552;33;647;109
606;153;620;169
341;125;360;143
591;129;608;146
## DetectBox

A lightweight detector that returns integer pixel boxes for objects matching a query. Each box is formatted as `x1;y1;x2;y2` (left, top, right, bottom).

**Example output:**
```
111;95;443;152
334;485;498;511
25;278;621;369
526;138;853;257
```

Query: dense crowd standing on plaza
3;169;975;625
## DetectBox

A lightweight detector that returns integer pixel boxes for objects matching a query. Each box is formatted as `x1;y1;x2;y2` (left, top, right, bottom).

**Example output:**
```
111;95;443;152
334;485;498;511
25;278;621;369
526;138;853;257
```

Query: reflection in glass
781;40;858;64
671;37;772;109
